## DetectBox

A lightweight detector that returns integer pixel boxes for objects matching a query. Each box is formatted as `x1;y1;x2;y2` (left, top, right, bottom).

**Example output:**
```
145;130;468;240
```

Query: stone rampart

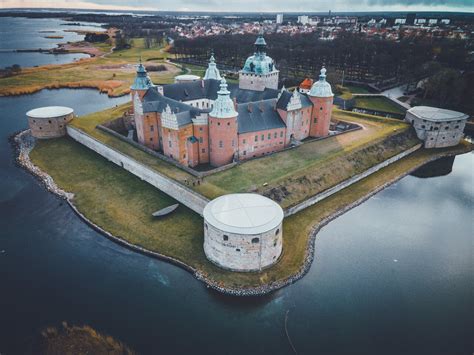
67;126;209;215
284;143;422;216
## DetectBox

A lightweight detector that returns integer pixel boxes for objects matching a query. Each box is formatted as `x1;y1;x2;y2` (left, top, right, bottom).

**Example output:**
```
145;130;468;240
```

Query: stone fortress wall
203;218;283;272
28;112;74;139
67;126;209;215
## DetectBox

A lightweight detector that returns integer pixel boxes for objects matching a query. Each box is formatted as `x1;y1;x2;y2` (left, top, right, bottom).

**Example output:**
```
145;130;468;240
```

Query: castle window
421;125;425;129
227;122;230;126
150;125;154;131
243;151;246;155
199;137;203;143
219;140;223;148
218;122;221;126
243;139;246;144
434;127;439;131
252;237;259;244
199;127;203;131
48;120;52;124
455;125;459;129
255;135;258;142
232;139;235;147
205;223;208;230
268;133;271;139
202;148;206;153
275;229;280;236
168;141;172;148
150;137;153;142
280;131;284;137
236;248;240;252
261;134;264;141
223;235;228;241
274;132;277;138
320;107;323;110
274;240;277;247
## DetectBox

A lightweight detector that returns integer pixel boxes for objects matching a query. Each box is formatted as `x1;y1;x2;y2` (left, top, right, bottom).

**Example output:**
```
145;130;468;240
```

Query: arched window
275;229;280;236
223;235;228;241
251;237;259;244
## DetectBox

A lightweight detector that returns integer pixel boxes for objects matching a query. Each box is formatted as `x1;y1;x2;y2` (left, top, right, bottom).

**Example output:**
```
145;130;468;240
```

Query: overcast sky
1;0;472;12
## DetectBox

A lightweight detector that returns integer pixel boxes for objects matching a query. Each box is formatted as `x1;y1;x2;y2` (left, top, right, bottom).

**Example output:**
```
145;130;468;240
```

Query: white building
276;13;284;24
395;18;406;25
203;193;284;272
405;106;468;148
298;15;309;25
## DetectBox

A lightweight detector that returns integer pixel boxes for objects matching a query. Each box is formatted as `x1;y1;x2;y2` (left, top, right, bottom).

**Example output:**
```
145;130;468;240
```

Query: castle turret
130;60;153;101
209;78;238;167
203;53;222;81
308;67;334;137
239;34;279;91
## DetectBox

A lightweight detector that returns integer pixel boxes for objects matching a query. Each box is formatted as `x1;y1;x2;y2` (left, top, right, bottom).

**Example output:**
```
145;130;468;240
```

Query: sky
0;0;472;12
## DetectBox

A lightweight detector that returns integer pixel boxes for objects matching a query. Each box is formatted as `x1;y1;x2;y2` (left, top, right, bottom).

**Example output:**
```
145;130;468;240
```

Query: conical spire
210;77;238;118
131;59;153;90
204;52;222;80
319;66;327;81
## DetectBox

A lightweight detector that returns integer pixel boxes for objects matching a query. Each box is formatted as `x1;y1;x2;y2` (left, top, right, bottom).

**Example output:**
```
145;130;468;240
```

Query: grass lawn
0;38;178;97
29;134;472;289
70;104;418;207
354;96;406;115
345;85;371;94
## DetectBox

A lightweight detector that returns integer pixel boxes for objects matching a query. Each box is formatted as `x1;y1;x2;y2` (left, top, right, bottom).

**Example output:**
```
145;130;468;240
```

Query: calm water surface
0;17;104;68
0;89;472;354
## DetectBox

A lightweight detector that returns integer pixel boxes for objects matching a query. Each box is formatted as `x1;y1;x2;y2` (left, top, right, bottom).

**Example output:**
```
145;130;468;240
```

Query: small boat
152;203;179;217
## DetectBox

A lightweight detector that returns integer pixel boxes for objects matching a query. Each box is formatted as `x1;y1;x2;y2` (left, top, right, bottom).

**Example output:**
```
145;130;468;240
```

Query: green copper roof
255;35;267;46
131;63;153;91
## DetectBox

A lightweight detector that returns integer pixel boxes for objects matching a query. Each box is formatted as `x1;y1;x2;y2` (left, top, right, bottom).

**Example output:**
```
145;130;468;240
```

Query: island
9;31;472;296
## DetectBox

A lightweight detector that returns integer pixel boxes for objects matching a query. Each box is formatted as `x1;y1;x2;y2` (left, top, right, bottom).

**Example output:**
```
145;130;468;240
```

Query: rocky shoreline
13;130;470;297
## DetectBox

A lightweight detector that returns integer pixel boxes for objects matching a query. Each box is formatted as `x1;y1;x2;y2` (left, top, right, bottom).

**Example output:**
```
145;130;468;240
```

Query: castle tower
130;60;153;101
203;53;222;81
238;34;279;91
208;78;238;167
308;67;334;137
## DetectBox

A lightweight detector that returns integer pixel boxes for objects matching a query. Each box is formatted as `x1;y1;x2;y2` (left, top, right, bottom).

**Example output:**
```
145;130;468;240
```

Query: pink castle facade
132;36;334;168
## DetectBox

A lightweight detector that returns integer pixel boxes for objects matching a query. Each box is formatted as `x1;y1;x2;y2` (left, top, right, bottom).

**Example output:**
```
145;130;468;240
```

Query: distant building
131;35;335;168
276;13;284;24
26;106;74;139
298;15;309;25
406;13;416;25
405;106;468;148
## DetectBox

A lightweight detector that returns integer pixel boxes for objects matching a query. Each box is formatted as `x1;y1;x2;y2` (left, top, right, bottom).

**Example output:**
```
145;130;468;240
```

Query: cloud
1;0;472;12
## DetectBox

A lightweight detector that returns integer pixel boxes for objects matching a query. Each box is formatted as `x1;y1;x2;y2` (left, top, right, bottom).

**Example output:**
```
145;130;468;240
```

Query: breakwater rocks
13;130;73;200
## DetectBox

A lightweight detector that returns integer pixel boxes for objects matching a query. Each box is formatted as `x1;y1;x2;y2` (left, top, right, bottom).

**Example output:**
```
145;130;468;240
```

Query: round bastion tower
308;67;334;137
208;78;238;167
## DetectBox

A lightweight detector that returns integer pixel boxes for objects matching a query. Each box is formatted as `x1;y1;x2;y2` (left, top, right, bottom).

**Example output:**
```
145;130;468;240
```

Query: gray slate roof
162;79;280;104
236;99;286;134
142;87;204;127
276;90;313;110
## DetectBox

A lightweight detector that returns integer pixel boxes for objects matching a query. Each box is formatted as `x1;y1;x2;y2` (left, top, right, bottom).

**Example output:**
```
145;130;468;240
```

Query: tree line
171;31;472;89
